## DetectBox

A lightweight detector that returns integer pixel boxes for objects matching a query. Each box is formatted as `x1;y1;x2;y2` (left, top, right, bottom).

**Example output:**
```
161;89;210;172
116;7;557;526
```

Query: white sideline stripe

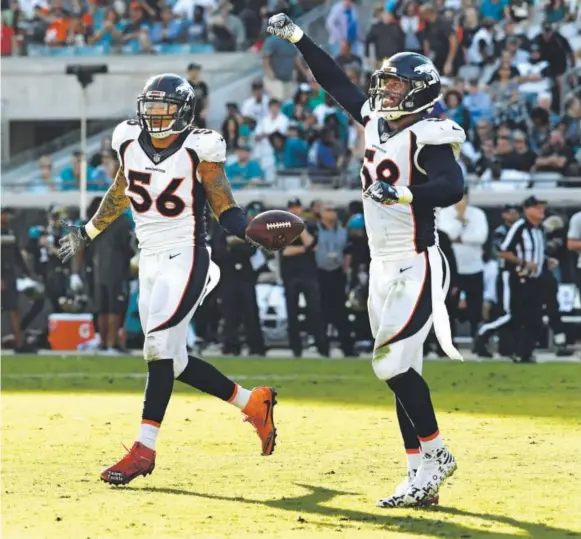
2;373;365;381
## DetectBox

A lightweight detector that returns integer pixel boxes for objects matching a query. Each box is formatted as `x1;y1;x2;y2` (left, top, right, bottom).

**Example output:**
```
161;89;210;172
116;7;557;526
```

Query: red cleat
101;442;156;485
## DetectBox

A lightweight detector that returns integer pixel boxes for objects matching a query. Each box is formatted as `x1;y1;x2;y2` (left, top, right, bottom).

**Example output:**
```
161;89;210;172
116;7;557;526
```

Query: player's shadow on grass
127;483;579;539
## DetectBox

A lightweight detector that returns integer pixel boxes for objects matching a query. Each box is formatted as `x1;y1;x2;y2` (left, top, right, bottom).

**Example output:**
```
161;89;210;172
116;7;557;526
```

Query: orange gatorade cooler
48;313;96;351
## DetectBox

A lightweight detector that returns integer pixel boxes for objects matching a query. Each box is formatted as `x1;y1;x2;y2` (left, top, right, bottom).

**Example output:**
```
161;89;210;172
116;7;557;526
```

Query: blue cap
347;213;365;230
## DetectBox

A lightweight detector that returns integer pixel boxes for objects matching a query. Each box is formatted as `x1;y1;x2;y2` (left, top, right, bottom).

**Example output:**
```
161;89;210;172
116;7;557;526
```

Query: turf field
2;355;581;539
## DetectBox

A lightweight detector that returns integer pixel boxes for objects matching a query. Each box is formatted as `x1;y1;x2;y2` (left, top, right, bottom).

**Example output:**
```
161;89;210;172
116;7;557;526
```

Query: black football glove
58;223;91;263
266;13;304;43
364;181;401;206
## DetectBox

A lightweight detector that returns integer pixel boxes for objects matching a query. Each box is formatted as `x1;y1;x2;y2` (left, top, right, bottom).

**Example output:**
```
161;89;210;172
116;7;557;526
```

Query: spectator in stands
544;0;571;23
221;102;241;150
59;151;95;191
494;135;515;169
479;0;506;22
399;1;423;55
150;7;183;45
24;4;50;46
535;129;575;176
254;98;289;174
466;16;496;67
463;79;493;123
488;58;520;103
561;96;581;150
437;187;489;341
44;0;70;47
308;127;343;178
282;124;309;169
187;63;209;128
364;8;405;69
66;12;93;46
420;3;457;75
224;145;264;188
517;44;551;103
88;8;123;49
533;21;575;79
31;155;58;193
241;79;269;124
173;0;215;21
529;106;552;152
307;78;325;110
326;0;360;56
185;6;208;45
334;39;362;70
508;130;537;172
269;131;286;169
262;23;303;101
90;150;117;190
472;118;494;150
536;92;561;127
121;2;151;53
473;138;495;176
282;84;312;119
504;0;531;26
1;15;16;56
209;1;244;51
444;89;471;132
238;0;261;45
503;35;530;65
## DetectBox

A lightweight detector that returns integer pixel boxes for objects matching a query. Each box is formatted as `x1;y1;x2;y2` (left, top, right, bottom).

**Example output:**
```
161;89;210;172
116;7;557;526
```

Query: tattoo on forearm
91;167;130;231
198;161;237;217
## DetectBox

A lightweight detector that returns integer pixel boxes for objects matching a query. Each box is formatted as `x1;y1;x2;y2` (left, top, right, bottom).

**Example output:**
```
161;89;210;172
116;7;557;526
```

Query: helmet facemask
137;94;192;139
369;70;441;121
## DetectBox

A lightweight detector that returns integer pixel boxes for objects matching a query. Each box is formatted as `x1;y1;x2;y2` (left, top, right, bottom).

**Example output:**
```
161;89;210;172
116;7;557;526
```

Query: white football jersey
360;102;466;261
111;121;226;252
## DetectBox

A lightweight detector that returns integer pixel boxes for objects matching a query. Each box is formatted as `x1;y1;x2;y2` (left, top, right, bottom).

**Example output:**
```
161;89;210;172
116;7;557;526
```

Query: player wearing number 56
267;13;466;508
57;73;281;486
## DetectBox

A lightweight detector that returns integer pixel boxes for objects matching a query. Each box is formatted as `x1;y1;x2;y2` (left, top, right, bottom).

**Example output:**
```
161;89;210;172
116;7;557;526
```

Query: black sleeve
218;206;248;239
295;34;367;125
411;144;465;207
437;230;458;288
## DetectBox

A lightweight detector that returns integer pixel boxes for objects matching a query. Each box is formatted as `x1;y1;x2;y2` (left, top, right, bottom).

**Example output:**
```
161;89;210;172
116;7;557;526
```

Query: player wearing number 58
57;74;288;485
267;13;466;508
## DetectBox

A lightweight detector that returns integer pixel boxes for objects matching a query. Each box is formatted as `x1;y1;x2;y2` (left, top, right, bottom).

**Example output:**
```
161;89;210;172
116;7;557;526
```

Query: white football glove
266;13;304;43
364;182;413;206
58;223;91;263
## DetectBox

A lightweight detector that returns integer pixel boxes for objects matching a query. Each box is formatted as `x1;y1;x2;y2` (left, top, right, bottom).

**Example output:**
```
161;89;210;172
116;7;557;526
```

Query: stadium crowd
13;0;579;195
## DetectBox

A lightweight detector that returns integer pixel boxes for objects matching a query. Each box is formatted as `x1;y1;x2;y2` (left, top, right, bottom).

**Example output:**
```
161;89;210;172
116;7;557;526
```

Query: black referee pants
479;273;544;360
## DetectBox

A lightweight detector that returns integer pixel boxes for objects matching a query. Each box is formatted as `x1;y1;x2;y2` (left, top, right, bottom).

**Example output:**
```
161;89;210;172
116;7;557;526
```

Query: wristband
395;186;414;204
84;221;101;240
289;27;304;43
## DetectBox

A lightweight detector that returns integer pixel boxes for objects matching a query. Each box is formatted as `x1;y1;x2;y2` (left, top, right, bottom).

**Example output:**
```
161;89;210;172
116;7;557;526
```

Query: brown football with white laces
246;210;305;251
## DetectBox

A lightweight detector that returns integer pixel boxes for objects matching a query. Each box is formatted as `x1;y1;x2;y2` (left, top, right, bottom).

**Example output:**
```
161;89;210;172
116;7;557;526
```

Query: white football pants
368;246;459;381
138;245;220;377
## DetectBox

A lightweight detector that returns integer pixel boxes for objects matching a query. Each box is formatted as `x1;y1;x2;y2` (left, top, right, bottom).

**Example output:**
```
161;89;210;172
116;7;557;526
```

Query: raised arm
57;168;130;263
267;13;367;125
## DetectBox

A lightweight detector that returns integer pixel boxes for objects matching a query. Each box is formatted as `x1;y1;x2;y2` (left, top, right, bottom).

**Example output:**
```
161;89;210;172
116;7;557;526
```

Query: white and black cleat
403;448;456;505
377;470;439;508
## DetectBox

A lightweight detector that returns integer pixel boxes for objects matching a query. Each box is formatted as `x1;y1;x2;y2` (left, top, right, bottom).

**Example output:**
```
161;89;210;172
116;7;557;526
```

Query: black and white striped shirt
500;218;545;278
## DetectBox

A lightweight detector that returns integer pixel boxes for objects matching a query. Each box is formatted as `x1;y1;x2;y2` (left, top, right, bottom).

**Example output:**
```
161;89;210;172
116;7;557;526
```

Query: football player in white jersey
267;15;465;507
58;74;280;485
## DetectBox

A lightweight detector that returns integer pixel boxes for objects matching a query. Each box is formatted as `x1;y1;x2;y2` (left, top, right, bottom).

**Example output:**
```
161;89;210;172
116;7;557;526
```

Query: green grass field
2;355;581;539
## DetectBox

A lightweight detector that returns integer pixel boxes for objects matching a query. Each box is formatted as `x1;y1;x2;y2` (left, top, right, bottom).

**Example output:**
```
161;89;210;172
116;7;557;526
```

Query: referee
474;196;549;363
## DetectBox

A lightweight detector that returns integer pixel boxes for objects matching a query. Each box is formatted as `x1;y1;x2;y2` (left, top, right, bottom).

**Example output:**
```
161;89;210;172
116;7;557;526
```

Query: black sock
395;396;421;451
387;368;439;439
142;359;174;424
177;355;236;401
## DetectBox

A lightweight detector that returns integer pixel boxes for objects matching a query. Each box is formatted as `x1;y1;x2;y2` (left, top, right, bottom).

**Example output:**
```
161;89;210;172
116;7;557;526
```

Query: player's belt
428;246;463;361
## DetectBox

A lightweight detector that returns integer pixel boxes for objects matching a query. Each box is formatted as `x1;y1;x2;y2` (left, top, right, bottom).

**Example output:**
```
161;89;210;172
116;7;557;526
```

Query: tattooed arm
90;167;130;232
57;168;130;263
198;161;248;239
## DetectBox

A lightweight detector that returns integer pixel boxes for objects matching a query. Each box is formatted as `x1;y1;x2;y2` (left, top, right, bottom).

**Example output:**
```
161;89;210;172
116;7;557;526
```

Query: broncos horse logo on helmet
137;73;196;139
369;52;442;121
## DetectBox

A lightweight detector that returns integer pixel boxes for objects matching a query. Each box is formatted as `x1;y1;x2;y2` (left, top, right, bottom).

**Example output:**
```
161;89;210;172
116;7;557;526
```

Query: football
246;210;305;251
